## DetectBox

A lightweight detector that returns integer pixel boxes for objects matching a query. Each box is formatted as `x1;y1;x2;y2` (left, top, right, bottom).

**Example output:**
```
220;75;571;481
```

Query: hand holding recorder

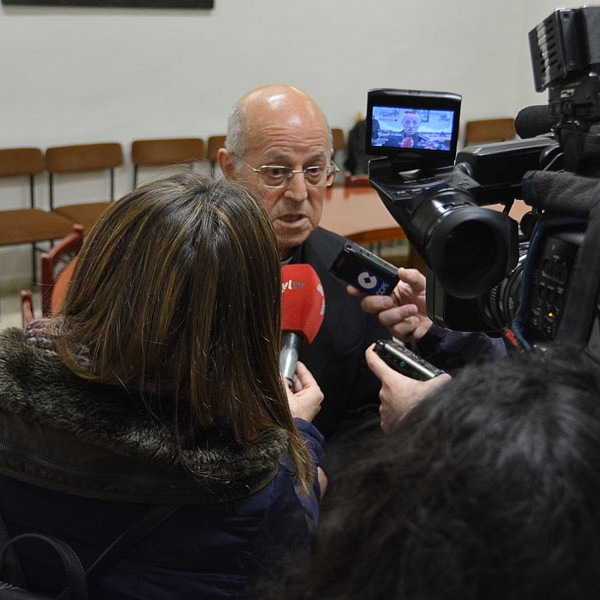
366;342;451;434
361;267;433;342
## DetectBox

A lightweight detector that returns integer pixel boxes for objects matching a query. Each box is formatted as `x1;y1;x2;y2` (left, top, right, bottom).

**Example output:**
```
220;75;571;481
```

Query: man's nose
284;171;309;201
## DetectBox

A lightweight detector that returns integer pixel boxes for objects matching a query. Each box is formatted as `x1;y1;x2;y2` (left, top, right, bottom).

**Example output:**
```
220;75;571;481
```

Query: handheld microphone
280;264;325;388
514;105;556;139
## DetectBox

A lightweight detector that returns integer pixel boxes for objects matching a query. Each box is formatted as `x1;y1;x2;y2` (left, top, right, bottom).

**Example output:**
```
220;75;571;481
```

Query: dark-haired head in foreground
276;347;600;600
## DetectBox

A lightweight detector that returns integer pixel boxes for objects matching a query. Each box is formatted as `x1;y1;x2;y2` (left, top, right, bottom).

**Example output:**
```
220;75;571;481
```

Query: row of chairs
0;129;348;286
0;137;229;288
3;119;506;295
0;143;123;288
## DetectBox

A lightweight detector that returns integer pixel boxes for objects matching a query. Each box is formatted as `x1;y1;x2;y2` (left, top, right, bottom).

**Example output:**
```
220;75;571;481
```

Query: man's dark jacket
290;227;390;441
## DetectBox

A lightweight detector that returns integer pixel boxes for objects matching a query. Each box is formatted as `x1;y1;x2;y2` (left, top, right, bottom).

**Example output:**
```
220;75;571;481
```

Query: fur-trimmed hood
0;327;290;503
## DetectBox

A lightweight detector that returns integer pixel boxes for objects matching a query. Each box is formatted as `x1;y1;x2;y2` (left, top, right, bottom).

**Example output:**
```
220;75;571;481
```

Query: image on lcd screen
371;106;455;151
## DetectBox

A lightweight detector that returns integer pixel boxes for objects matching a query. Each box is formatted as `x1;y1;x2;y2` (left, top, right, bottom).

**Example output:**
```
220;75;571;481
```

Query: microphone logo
356;269;393;295
357;271;379;291
281;277;325;316
282;278;305;292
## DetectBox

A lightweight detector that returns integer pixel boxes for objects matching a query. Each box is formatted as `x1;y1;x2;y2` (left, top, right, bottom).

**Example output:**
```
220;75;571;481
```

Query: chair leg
31;242;37;286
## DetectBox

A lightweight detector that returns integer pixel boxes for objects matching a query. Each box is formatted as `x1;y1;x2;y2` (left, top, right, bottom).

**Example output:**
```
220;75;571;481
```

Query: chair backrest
331;128;345;159
45;143;123;174
463;118;516;147
50;257;77;316
0;147;45;208
40;223;85;316
20;289;35;325
45;142;124;207
207;135;226;172
131;138;206;186
0;147;45;179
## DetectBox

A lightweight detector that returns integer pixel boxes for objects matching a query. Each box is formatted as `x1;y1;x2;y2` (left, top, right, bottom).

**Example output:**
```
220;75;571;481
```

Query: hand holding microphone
284;360;324;423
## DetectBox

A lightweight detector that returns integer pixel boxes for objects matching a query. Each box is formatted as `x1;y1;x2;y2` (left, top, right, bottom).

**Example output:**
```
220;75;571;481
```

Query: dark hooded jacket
0;327;323;599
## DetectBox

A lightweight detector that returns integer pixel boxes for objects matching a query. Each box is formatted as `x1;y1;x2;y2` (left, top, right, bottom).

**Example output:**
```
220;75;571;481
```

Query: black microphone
522;170;600;217
514;105;556;139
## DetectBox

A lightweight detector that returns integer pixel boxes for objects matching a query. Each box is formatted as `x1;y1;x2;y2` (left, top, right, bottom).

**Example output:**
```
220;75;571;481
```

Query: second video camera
366;5;600;360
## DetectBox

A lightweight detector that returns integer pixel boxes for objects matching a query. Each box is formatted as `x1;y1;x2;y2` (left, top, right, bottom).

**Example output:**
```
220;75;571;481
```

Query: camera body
366;88;525;300
367;6;600;360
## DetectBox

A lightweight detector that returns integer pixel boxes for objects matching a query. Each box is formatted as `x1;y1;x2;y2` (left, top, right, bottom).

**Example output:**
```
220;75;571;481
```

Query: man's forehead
260;149;328;164
244;119;330;159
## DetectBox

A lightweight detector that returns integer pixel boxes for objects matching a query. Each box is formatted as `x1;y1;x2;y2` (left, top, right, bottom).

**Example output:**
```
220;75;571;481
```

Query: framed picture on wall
2;0;213;7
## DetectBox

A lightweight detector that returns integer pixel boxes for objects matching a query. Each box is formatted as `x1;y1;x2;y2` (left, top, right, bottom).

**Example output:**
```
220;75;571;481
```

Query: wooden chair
131;137;206;187
207;135;226;173
463;118;516;147
0;147;74;286
20;289;35;325
20;223;84;323
45;142;124;231
346;226;426;273
331;127;345;161
40;223;84;316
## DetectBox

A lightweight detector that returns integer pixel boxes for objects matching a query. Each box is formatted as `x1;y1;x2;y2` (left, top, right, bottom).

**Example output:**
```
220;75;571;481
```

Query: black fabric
291;227;390;440
522;169;600;217
0;506;181;600
344;120;374;175
0;533;88;600
290;227;390;476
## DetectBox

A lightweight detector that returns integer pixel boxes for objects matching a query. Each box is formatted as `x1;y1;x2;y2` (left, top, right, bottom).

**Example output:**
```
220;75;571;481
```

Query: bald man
218;84;389;476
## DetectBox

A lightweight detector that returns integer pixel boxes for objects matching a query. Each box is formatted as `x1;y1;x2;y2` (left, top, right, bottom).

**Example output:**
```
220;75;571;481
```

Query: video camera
367;6;600;362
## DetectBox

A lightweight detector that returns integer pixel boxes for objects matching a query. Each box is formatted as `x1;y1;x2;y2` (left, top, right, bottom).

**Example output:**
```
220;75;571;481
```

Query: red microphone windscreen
281;264;325;344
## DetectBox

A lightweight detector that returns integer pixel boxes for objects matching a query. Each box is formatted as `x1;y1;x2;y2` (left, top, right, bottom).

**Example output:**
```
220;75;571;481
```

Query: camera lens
477;243;528;330
426;205;519;299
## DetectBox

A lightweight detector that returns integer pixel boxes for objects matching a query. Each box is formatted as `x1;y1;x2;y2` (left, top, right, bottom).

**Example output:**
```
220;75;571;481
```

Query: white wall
0;0;566;287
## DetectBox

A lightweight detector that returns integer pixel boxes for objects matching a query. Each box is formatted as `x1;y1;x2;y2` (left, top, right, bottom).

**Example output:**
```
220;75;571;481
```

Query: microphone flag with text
280;264;325;388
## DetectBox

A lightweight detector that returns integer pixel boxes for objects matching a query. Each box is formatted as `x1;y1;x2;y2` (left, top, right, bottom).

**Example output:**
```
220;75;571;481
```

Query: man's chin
276;228;313;259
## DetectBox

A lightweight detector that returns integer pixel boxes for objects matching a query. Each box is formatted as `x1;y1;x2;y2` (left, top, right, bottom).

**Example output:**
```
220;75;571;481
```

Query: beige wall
0;0;566;286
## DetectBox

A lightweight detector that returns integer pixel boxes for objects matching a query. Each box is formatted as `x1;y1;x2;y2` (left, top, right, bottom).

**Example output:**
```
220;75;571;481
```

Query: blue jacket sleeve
416;323;508;373
293;418;324;531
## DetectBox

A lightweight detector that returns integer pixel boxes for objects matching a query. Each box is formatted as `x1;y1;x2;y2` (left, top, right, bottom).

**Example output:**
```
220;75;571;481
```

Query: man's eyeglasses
241;161;339;189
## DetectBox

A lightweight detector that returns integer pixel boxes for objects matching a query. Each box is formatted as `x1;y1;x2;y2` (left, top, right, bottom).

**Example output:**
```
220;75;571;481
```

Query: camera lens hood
426;205;518;299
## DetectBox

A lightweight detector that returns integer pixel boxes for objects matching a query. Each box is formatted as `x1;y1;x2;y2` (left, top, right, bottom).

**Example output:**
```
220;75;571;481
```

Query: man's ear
218;148;235;178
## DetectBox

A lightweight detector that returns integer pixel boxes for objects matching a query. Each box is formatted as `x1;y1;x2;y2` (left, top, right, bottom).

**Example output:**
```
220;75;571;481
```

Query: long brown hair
52;172;313;491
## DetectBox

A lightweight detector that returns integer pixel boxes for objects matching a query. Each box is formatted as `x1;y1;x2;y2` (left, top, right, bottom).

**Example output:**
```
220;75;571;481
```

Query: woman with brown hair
0;172;324;598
